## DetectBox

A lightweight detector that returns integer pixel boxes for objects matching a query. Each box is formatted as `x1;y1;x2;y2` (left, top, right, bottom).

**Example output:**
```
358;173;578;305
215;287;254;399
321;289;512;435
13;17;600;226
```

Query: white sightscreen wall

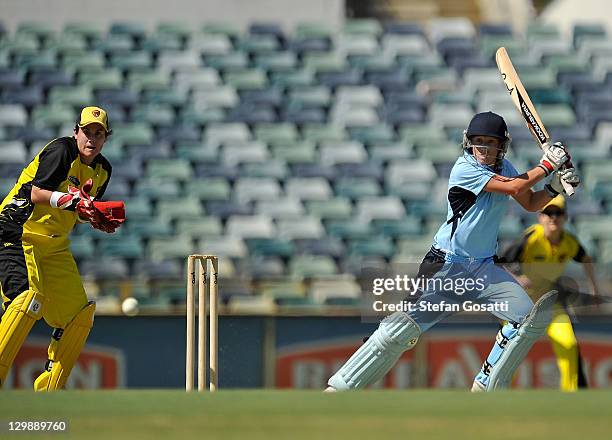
2;0;344;32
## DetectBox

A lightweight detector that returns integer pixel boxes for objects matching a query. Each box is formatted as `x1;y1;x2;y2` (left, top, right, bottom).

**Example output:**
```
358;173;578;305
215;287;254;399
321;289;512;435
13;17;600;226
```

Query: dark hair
74;123;112;137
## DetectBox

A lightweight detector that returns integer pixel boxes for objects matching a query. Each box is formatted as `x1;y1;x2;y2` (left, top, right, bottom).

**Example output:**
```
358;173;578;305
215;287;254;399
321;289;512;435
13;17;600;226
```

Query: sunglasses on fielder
541;209;565;218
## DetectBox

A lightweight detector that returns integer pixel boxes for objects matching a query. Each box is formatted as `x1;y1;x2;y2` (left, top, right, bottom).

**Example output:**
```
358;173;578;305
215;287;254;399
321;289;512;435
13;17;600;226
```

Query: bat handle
561;161;575;197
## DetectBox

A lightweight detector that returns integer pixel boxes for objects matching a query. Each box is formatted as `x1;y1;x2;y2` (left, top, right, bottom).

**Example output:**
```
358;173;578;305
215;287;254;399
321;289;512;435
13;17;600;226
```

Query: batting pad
35;301;95;391
0;289;45;385
328;312;420;390
479;290;558;390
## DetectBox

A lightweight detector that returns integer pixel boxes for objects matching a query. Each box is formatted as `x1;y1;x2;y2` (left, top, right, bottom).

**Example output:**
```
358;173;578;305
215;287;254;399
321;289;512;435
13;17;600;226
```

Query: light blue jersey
432;153;520;259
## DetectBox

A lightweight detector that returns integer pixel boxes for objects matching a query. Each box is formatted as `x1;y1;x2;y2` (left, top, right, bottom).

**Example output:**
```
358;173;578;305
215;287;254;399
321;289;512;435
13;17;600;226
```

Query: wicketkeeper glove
538;142;570;176
50;179;125;233
545;167;581;197
90;200;126;233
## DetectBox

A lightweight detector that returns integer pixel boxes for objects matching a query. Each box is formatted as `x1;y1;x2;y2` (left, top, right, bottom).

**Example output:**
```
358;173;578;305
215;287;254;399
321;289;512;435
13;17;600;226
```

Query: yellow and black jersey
0;137;111;240
502;224;587;298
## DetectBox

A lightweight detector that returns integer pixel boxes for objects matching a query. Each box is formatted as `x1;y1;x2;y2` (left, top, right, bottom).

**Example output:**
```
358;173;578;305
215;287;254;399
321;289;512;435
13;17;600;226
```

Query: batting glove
545;167;581;196
539;142;570;176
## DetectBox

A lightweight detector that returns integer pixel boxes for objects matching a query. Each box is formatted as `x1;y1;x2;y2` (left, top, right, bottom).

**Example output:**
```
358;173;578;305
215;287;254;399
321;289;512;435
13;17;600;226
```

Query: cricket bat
495;47;575;196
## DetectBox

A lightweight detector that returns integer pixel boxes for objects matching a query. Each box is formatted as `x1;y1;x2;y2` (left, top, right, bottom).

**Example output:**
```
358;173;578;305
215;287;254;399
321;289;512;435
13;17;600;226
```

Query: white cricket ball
121;297;139;316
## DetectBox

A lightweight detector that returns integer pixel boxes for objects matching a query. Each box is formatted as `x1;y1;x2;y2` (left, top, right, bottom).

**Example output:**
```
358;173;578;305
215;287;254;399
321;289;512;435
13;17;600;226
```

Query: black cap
466;111;508;140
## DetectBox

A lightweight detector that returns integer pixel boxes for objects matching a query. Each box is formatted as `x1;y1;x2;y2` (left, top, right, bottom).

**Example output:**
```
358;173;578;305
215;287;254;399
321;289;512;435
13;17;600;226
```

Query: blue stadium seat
205;201;253;218
110;22;147;39
384;91;428;110
436;37;478;59
29;68;73;89
235;256;285;279
282;106;326;124
240;88;284;107
381;106;425;125
288;37;331;54
0;163;26;179
0;141;27;163
157;124;201;144
334;162;383;180
364;68;411;91
79;257;130;280
194;162;238;180
121;197;152;219
573;23;607;47
290;163;335;180
450;54;491;72
227;105;276;124
12;126;55;144
111;156;145;181
347;237;395;258
70;235;96;259
1;85;44;106
101;177;131;199
383;22;425;35
0;69;25;89
478;23;513;36
127;217;174;239
98;235;144;259
96;88;140;107
127;143;172;161
294;237;345;257
372;218;423;238
317;69;362;88
335;178;380;199
289;255;337;277
249;23;285;40
246;238;294;257
132;259;182;280
254;52;297;71
326;219;372;239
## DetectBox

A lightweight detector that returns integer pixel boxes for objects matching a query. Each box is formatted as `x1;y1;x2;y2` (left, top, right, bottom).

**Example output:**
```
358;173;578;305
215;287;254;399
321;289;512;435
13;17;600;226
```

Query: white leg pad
477;290;558;391
328;312;421;390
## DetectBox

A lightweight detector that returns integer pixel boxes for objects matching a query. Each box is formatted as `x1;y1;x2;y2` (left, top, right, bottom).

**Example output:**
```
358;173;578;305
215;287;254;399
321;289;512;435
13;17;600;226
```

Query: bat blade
495;47;574;196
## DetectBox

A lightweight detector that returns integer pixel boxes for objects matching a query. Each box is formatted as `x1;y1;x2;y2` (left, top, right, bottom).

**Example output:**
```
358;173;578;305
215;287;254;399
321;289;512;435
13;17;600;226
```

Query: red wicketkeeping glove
51;179;125;233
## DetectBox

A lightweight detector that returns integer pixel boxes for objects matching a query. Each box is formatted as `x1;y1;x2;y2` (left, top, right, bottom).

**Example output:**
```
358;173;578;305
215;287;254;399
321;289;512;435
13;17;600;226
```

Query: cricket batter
0;106;124;390
501;194;599;390
325;111;580;391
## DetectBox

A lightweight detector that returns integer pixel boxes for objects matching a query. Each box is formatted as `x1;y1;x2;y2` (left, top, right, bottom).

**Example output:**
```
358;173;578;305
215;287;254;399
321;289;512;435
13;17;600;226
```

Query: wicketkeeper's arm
31;185;55;205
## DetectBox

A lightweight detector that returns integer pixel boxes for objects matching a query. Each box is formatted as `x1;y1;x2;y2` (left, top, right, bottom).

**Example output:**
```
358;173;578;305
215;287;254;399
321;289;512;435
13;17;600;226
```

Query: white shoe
471;380;486;392
324;386;337;392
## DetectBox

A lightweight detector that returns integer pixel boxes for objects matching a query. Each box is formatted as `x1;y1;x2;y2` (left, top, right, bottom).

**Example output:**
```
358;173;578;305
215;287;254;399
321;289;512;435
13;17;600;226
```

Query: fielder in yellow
501;195;599;391
0;106;124;390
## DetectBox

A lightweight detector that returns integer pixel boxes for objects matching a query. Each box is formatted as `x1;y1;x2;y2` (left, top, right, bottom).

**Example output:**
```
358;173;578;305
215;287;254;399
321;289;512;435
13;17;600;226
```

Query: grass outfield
1;390;611;439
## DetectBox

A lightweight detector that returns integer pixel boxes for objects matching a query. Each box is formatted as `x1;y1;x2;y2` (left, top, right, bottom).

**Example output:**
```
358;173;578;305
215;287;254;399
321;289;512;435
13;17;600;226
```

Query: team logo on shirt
68;176;80;187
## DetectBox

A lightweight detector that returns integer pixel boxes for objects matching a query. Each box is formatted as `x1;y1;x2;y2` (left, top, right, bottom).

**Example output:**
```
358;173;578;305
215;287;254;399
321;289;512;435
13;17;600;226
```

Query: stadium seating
0;18;609;309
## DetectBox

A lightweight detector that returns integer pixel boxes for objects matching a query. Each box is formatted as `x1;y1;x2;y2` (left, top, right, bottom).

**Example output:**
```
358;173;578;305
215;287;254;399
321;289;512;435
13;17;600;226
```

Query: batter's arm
484;166;547;198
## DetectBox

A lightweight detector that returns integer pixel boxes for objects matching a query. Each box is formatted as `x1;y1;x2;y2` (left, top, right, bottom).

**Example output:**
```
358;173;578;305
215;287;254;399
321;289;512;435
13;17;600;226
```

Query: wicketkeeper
325;111;580;392
0;106;125;390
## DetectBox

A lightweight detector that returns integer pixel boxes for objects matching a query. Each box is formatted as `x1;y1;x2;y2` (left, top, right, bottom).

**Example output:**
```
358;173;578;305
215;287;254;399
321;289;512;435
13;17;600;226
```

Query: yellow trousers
546;305;584;391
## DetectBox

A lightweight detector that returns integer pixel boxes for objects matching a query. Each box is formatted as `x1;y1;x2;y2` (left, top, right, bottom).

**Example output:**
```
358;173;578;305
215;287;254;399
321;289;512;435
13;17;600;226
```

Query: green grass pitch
1;390;611;439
